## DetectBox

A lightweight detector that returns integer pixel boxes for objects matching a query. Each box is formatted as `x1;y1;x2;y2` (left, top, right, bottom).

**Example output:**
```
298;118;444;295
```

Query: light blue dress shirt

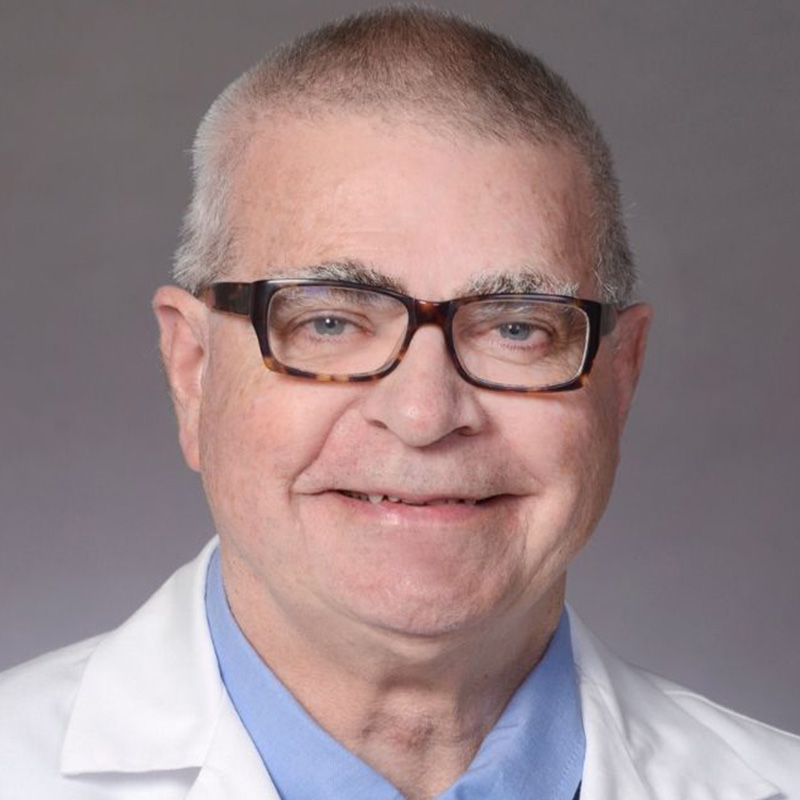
205;547;584;800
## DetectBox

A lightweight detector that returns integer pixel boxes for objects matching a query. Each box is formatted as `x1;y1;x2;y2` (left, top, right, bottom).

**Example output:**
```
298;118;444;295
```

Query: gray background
2;1;798;731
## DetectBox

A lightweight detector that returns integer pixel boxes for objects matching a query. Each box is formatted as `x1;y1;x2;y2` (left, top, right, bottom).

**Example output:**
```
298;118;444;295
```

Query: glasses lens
267;285;409;375
453;298;589;389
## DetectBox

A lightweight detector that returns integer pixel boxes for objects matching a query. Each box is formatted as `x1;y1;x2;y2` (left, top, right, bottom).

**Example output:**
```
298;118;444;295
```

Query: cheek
499;393;620;539
498;394;597;473
198;358;358;534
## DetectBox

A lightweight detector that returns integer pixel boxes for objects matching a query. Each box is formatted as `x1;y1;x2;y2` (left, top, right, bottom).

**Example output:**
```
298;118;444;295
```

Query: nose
360;326;488;448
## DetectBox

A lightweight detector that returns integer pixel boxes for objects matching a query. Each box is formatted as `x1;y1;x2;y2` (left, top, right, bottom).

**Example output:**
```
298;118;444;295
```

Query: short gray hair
173;6;637;306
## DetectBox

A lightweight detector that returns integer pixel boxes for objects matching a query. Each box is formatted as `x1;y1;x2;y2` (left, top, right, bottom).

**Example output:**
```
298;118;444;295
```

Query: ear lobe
611;302;652;427
152;286;209;472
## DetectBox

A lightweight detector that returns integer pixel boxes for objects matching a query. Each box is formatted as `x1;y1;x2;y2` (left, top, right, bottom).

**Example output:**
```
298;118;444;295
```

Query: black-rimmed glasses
204;279;617;393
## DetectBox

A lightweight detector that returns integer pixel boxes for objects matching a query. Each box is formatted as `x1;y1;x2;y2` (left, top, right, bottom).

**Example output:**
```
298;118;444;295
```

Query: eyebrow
270;260;578;299
274;260;408;293
459;269;579;298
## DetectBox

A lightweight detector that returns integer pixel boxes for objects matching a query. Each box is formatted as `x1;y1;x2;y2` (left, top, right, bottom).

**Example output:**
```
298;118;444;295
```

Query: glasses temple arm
205;282;254;316
600;304;619;336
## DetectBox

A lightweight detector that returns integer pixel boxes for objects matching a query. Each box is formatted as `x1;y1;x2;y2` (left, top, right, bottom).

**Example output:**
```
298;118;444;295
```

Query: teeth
341;490;480;506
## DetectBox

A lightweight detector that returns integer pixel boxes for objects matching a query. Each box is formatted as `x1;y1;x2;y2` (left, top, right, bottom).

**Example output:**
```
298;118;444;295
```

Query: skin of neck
221;542;566;800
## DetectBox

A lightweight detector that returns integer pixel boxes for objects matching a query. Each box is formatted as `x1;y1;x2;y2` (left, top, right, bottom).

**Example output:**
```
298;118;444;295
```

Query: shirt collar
206;546;584;800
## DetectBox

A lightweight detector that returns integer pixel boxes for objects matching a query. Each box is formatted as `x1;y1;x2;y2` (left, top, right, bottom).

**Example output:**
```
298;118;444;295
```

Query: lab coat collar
60;538;223;775
59;537;282;797
569;611;780;800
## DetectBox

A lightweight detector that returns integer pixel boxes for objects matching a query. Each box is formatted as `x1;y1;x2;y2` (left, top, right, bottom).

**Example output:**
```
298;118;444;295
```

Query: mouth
335;490;487;507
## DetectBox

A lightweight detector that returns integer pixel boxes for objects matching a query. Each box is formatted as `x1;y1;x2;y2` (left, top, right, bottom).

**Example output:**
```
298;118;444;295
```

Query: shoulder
0;541;220;800
654;673;800;786
0;634;102;733
569;610;800;797
0;636;103;798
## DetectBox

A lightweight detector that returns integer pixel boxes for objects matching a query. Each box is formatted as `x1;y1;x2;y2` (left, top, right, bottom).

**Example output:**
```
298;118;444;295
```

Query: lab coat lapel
185;690;281;800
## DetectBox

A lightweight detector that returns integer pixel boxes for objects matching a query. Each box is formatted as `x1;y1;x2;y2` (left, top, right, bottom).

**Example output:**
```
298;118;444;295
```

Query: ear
152;286;209;472
610;302;652;428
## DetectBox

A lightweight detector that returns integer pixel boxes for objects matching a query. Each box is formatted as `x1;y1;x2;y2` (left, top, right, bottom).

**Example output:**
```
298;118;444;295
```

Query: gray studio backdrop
2;1;799;732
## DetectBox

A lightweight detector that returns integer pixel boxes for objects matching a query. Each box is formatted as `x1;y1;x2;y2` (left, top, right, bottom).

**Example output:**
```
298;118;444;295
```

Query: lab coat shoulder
0;540;276;800
570;611;800;800
660;674;800;793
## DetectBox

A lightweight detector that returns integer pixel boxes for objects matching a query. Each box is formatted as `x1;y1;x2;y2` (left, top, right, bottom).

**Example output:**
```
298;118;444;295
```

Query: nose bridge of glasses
411;298;452;331
395;298;459;372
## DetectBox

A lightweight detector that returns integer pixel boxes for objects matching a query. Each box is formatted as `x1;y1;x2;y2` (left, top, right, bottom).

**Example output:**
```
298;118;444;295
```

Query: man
1;8;798;800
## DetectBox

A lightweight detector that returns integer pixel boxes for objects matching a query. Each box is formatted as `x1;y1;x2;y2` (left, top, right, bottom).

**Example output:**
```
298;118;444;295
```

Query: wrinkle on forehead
259;259;579;299
229;116;596;297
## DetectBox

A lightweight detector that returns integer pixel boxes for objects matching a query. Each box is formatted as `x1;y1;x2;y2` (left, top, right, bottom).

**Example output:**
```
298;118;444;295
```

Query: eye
498;322;536;341
311;316;351;335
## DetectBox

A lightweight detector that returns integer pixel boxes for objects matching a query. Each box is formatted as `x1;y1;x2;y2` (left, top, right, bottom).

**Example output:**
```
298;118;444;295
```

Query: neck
222;550;565;800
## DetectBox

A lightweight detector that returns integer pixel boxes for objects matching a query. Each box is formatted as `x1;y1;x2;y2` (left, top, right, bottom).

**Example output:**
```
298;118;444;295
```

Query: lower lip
318;491;507;525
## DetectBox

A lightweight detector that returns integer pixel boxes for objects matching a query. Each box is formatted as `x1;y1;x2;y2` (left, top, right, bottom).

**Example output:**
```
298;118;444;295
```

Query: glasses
205;279;617;393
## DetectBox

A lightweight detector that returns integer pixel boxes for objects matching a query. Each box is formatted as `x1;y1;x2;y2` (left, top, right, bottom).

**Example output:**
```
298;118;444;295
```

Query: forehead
229;112;597;298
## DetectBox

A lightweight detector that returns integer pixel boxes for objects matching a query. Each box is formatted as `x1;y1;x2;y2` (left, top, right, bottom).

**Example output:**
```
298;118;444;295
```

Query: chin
358;607;480;639
329;575;512;640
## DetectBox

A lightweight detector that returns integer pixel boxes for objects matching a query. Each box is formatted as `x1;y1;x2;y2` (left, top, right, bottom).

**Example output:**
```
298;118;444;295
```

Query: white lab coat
1;538;798;800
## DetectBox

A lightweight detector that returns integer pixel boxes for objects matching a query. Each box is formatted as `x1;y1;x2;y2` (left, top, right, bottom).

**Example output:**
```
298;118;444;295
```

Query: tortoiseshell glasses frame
203;279;618;393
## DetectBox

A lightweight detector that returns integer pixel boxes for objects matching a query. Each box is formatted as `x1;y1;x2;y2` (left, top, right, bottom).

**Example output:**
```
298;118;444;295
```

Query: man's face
157;113;648;641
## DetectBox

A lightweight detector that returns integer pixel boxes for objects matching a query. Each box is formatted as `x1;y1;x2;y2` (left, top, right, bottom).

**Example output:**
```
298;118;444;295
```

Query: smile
337;490;481;506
